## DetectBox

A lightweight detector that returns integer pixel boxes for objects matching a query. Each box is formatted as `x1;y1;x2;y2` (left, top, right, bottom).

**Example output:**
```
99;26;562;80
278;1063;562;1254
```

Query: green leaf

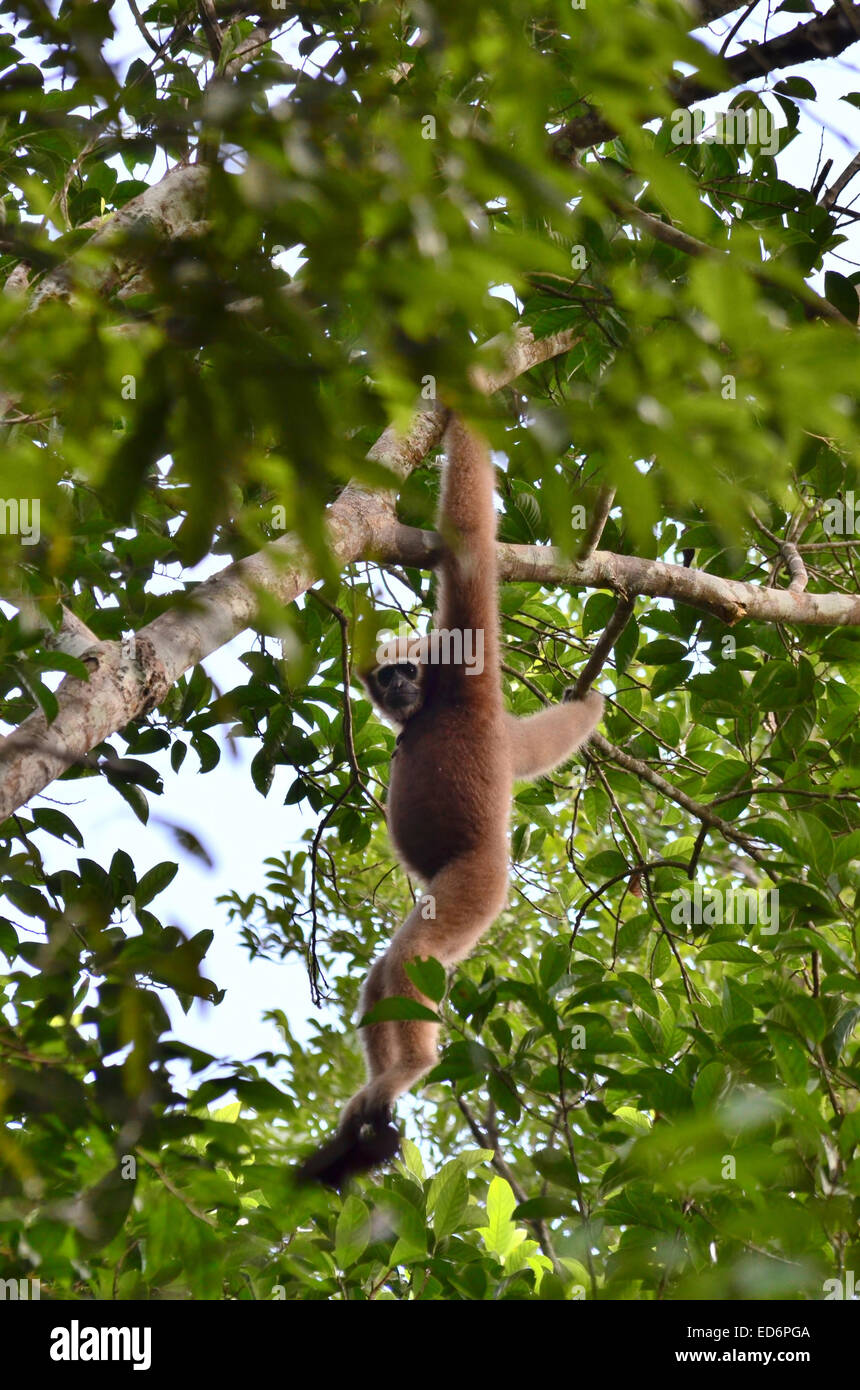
638;639;688;665
335;1195;370;1268
404;955;447;1003
539;940;569;989
105;779;149;824
781;995;827;1044
766;1026;809;1086
374;1189;427;1260
31;807;83;846
650;661;693;699
360;996;439;1025
693;1062;728;1111
513;1196;575;1221
398;1137;425;1182
697;943;762;967
824;271;859;322
774;77;816;100
135;861;179;907
0;918;19;962
477;1177;518;1258
429;1161;469;1241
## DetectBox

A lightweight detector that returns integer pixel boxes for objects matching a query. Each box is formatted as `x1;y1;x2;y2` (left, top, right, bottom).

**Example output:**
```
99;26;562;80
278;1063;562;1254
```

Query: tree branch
578;485;616;560
198;0;223;60
589;732;768;864
554;2;860;155
572;594;635;698
614;199;853;326
823;151;860;209
127;0;160;53
4;517;856;825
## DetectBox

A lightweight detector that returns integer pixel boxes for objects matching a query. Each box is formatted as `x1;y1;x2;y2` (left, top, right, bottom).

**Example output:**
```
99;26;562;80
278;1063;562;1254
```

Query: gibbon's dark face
364;661;423;725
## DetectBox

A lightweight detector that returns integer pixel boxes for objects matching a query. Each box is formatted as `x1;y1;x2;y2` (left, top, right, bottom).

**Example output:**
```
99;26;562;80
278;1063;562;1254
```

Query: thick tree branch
44;608;100;659
29;165;209;311
0;165;210;420
554;2;860;155
4;522;857;825
489;542;860;626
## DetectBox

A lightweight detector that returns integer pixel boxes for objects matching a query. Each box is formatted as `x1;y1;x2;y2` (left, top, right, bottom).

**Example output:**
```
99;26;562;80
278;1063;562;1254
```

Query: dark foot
296;1107;400;1191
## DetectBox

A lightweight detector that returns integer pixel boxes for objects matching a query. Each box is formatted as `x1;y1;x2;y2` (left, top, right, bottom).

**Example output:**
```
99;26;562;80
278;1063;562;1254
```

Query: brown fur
300;417;603;1185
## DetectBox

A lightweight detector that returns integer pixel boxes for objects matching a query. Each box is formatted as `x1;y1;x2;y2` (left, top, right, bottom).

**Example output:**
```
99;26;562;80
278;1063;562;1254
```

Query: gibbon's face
364;660;423;725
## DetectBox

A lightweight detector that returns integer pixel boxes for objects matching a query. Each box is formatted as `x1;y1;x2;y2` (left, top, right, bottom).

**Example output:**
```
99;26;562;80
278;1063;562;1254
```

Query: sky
5;2;860;1091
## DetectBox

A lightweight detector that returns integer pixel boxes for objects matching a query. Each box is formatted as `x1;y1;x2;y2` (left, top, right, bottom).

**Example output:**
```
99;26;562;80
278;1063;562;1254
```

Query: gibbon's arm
506;690;604;780
431;417;500;702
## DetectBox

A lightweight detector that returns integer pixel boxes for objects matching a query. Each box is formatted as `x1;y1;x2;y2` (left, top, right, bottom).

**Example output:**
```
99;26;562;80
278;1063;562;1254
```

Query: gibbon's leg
296;952;403;1188
340;845;509;1130
351;954;397;1117
506;690;604;781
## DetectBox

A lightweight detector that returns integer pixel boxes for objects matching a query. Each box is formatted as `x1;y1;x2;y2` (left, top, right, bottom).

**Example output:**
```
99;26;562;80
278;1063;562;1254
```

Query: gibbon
299;416;604;1187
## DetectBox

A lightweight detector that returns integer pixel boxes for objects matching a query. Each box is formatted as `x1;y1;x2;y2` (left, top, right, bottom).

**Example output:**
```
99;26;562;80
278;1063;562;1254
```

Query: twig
138;1151;218;1226
780;541;808;593
718;1;762;57
589;732;768;864
456;1096;566;1283
198;0;223;59
573;593;635;697
823;152;860;209
554;2;860;155
615;199;852;326
127;0;160;53
578;486;616;561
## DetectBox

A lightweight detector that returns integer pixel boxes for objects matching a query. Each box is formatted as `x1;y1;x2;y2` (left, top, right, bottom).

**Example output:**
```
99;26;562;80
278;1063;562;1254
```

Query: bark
0;165;210;419
385;532;860;627
3;496;857;825
30;165;210;310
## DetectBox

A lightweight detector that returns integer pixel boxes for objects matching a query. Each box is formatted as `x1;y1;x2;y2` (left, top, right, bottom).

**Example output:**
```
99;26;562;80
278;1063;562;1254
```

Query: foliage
0;0;858;1299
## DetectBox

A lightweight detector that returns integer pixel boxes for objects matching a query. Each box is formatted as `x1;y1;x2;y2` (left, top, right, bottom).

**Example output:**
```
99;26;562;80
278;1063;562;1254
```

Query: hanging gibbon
299;415;604;1187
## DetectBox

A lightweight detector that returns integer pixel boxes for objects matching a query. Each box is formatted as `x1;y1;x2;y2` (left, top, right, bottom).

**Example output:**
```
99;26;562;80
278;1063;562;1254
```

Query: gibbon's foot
563;687;605;716
296;1108;401;1191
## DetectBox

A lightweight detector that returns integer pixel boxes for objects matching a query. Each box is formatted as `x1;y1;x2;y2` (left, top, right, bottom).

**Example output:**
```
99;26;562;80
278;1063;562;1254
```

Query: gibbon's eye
401;662;418;680
377;666;394;688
